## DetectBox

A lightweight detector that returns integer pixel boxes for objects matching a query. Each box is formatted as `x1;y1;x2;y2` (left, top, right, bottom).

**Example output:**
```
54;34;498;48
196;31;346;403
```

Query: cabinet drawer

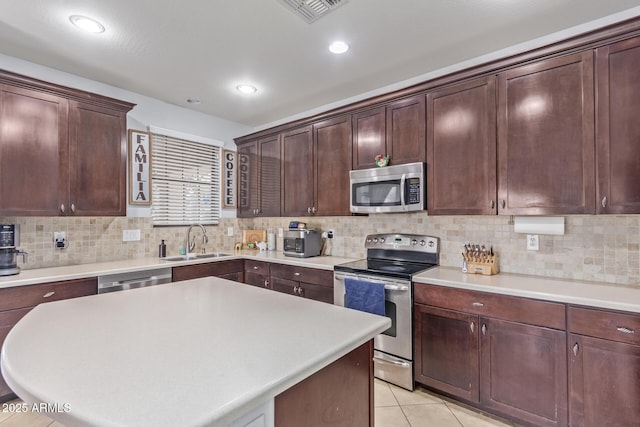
0;307;32;346
173;260;244;282
244;260;270;276
270;264;333;287
568;306;640;346
414;283;565;330
0;278;97;311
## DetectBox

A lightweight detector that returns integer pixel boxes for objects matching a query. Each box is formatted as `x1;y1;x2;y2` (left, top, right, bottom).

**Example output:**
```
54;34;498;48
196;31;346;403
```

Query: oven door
333;272;412;360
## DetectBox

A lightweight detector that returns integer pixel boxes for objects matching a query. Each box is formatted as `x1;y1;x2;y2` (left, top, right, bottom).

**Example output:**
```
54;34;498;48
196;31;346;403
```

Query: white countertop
0;251;357;289
1;277;390;427
414;266;640;314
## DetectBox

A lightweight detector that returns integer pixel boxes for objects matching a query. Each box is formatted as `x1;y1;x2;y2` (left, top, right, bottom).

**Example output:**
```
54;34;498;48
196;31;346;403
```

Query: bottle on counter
159;240;167;258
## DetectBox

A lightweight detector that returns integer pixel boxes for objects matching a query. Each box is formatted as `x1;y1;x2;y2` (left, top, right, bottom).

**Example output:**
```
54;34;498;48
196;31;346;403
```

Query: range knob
366;238;372;243
373;238;379;243
420;240;426;246
379;237;385;243
411;239;417;245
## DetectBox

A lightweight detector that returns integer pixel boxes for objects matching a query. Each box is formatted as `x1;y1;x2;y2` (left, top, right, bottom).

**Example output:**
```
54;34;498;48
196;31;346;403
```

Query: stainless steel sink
161;253;231;262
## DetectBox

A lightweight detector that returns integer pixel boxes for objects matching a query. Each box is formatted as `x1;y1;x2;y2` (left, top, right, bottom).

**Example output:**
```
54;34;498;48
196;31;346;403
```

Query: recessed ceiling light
329;41;349;54
186;98;201;104
236;84;258;94
69;15;105;33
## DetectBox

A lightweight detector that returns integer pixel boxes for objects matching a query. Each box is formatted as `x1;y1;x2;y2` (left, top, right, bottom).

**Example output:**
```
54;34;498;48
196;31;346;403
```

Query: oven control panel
364;233;438;254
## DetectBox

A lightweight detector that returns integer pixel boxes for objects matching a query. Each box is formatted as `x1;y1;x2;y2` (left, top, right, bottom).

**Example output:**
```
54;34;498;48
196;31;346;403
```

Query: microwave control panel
407;178;421;203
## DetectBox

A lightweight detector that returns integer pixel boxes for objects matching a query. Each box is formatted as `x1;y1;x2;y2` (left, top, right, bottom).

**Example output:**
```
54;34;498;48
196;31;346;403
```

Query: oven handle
334;274;409;292
374;355;411;368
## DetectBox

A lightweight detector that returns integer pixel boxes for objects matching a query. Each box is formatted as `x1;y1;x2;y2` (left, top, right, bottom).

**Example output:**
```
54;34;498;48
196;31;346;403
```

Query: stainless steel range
334;233;439;390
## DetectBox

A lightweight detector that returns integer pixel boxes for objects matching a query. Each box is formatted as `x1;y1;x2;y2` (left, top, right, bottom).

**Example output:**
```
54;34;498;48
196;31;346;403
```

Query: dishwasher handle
98;271;172;294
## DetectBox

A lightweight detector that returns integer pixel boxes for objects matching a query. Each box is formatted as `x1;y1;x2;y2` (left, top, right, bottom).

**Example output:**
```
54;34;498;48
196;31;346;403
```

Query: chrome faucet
185;224;208;253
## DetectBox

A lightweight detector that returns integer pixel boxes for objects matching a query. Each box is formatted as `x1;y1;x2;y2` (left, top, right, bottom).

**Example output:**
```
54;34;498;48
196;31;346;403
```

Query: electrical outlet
527;234;539;251
227;227;234;237
53;231;67;249
122;229;141;242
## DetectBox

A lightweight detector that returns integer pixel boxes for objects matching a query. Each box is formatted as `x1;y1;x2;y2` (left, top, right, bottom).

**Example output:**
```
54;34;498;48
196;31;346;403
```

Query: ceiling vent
277;0;349;23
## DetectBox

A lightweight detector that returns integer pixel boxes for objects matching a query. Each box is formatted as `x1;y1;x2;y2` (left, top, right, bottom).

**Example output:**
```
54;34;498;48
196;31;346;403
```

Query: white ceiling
1;0;640;128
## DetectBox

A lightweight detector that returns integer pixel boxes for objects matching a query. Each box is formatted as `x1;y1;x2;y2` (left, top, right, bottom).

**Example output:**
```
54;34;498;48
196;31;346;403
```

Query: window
151;130;221;226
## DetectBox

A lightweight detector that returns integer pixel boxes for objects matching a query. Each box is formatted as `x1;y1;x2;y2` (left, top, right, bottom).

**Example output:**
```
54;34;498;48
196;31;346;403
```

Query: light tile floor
0;381;514;426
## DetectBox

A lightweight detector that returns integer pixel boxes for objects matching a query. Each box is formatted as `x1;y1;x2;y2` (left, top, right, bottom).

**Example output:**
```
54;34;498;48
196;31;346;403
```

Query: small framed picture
222;149;236;208
128;129;152;205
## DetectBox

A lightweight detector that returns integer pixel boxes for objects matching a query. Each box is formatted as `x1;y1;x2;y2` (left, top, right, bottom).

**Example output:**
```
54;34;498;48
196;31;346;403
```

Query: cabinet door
414;304;479;402
427;77;497;215
569;334;640;427
258;135;281;216
281;126;313;216
237;141;258;217
497;51;595;214
271;276;298;297
596;36;640;213
0;85;68;216
244;272;271;289
313;115;352;216
480;317;567;427
298;281;333;304
386;95;425;165
352;107;386;169
68;100;127;216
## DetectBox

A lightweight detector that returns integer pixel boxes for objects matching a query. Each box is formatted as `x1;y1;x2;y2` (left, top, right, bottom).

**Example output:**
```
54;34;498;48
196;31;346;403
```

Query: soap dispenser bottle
159;240;167;258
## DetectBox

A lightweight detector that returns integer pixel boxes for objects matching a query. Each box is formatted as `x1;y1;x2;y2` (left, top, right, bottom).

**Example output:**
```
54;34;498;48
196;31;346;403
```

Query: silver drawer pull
43;291;55;298
472;302;484;307
617;327;635;334
294;272;301;276
253;266;258;270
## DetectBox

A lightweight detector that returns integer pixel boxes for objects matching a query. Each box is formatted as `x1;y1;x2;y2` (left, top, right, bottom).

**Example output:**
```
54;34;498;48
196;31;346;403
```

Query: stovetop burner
334;233;440;280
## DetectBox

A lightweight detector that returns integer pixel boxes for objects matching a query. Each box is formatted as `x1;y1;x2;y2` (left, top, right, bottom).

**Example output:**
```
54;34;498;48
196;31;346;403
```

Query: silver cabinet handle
470;322;475;333
489;200;495;209
500;200;506;209
573;343;579;356
602;196;607;208
297;286;304;295
294;272;301;276
307;207;312;214
43;291;55;298
312;206;317;214
60;204;65;213
617;327;635;334
481;324;487;335
253;266;258;270
264;280;269;288
71;203;76;213
472;302;484;307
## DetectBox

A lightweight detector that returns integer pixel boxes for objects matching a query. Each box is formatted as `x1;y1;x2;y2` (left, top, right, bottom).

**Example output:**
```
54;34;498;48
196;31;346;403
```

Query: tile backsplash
2;214;638;288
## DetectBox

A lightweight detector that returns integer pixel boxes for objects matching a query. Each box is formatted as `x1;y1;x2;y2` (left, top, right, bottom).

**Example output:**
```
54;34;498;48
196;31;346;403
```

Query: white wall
0;53;251;218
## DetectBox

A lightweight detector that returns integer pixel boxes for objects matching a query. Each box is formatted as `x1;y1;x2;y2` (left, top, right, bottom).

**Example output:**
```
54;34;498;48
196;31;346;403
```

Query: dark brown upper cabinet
427;77;497;215
596;36;640;214
352;107;386;170
237;135;281;218
313;115;352;216
281;126;314;216
386;95;426;165
0;73;133;217
497;51;595;215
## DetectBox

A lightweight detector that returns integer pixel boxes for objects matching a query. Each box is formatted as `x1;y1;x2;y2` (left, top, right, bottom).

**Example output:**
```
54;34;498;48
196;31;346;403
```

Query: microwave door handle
400;174;407;210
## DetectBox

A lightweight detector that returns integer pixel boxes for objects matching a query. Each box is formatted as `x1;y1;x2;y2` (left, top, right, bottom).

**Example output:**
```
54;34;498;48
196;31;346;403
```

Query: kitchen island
1;277;390;426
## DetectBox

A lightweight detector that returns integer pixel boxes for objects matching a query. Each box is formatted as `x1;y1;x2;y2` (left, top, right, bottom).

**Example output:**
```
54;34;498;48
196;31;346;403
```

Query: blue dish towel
344;277;386;316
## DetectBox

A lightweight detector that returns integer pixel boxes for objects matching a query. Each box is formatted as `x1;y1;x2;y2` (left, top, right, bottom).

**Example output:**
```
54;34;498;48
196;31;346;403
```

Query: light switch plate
278;227;283;238
527;234;539;251
123;229;141;242
227;227;234;237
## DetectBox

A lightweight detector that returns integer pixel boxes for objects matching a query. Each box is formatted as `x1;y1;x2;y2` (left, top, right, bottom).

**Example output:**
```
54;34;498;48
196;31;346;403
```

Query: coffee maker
0;224;28;276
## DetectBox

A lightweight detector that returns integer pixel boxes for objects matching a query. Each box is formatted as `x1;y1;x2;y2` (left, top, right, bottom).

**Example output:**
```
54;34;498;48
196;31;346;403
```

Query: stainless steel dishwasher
98;267;172;294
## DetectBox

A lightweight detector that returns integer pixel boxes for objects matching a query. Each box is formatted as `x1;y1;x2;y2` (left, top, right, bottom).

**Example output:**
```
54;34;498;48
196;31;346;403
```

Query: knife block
463;255;499;276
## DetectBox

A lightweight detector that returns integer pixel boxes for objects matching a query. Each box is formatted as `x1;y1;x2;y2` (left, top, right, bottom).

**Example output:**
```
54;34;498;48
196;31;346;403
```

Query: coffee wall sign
128;129;152;205
222;149;236;208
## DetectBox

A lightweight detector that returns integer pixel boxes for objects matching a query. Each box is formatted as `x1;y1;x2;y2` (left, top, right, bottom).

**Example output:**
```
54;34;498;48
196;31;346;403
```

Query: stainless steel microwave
350;162;425;213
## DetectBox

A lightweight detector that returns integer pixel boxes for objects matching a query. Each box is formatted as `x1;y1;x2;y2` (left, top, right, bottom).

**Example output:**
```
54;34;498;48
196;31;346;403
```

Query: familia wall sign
128;129;152;205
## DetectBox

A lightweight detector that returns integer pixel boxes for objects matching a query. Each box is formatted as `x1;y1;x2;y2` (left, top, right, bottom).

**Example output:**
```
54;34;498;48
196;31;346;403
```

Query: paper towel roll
267;233;276;251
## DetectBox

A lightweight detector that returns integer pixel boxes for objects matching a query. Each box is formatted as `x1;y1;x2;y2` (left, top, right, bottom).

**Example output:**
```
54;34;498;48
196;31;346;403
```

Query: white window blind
151;132;221;226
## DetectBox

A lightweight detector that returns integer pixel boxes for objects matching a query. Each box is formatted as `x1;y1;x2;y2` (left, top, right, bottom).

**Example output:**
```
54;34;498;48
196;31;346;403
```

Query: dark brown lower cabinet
275;340;373;427
414;283;567;427
568;306;640;426
480;317;567;427
0;277;97;401
270;264;333;304
243;260;271;289
172;259;244;282
414;304;479;402
271;277;333;304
